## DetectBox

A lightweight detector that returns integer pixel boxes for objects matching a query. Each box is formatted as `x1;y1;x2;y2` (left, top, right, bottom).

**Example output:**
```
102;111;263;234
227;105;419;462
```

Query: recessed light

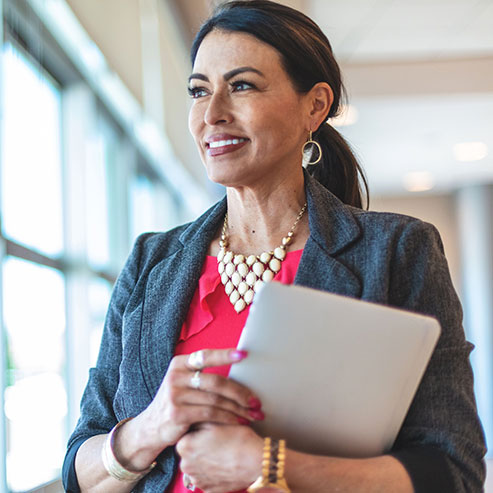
403;172;434;192
453;142;488;162
328;104;359;127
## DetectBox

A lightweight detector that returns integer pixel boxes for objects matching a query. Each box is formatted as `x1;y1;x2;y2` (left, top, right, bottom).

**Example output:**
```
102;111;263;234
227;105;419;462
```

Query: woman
63;1;486;492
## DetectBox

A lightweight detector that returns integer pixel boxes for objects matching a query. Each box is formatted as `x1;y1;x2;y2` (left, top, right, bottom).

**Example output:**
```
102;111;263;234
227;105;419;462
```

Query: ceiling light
453;142;488;162
328;104;359;127
403;172;434;192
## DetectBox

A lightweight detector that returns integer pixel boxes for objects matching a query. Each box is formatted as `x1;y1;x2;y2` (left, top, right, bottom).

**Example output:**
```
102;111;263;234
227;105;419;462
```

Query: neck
220;168;309;255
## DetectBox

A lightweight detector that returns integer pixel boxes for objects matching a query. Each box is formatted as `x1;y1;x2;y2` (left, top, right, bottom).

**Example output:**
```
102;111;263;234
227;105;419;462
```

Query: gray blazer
64;173;486;492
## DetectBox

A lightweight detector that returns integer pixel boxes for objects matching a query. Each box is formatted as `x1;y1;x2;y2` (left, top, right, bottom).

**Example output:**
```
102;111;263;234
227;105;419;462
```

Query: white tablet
228;282;440;458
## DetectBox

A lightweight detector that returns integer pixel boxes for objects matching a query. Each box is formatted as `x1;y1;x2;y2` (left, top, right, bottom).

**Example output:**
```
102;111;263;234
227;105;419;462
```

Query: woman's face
188;30;309;188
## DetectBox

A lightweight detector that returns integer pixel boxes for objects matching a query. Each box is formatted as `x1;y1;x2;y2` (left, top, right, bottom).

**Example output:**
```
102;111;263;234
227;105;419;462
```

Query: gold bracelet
101;417;157;482
247;437;290;492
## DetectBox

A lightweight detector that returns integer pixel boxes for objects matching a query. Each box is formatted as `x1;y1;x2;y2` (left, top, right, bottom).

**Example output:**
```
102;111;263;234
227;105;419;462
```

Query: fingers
177;403;256;427
170;349;261;410
167;371;264;422
152;349;264;443
186;371;258;410
177;387;264;423
183;348;248;371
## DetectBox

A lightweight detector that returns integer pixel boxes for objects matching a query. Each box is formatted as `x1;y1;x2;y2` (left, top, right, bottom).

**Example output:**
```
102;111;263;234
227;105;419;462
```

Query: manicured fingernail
248;410;265;421
230;350;248;361
238;417;250;425
248;397;262;410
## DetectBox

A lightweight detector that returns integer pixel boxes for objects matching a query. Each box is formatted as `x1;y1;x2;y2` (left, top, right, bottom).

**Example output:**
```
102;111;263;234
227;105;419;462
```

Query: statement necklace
217;203;307;313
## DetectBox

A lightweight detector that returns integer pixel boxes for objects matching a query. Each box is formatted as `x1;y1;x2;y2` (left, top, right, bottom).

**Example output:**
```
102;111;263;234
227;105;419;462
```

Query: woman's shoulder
307;174;441;250
131;223;191;261
349;205;442;247
323;200;446;265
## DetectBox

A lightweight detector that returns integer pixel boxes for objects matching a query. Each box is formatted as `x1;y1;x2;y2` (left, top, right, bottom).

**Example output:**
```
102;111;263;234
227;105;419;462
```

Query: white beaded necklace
217;203;307;313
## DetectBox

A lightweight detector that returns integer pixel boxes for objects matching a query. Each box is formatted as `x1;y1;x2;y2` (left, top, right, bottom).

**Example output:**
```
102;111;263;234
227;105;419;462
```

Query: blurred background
0;0;491;491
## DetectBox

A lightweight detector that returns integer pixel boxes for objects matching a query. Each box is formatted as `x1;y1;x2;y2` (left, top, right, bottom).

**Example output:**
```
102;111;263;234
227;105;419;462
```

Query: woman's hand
177;423;263;493
123;348;264;469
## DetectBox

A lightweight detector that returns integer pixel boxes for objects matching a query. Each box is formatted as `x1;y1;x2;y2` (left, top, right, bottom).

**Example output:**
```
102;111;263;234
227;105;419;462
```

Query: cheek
249;99;302;141
257;113;300;151
188;105;203;145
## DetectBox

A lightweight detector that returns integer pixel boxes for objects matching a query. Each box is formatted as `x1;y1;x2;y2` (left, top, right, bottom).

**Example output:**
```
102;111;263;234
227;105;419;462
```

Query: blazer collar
293;171;362;298
178;197;227;246
303;170;361;255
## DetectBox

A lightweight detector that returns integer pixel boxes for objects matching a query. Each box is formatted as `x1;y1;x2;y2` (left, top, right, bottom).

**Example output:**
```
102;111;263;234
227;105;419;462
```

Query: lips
206;133;249;147
208;137;248;149
205;134;249;156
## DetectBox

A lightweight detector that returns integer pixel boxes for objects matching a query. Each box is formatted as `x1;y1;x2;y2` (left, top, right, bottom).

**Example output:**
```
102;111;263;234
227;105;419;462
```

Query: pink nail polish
238;417;250;425
248;397;262;410
230;350;248;361
248;410;265;421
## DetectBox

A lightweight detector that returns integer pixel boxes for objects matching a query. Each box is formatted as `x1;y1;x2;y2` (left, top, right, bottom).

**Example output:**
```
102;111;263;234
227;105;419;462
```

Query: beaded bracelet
101;417;157;482
247;437;290;492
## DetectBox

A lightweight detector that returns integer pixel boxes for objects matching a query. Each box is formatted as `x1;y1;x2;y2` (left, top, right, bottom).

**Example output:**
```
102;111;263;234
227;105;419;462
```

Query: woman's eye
231;81;255;92
188;86;208;99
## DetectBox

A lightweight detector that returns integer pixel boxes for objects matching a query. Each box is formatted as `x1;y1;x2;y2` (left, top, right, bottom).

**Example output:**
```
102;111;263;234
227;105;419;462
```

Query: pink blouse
168;250;303;493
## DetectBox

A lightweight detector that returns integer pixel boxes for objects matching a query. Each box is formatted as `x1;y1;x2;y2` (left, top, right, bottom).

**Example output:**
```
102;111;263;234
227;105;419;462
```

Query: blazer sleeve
62;233;152;492
387;220;486;492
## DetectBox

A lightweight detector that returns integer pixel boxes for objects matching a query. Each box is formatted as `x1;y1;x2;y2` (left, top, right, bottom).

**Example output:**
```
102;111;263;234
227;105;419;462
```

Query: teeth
209;138;246;149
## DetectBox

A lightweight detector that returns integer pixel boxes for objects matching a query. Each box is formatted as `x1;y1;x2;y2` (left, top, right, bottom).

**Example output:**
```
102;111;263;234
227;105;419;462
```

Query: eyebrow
188;66;265;84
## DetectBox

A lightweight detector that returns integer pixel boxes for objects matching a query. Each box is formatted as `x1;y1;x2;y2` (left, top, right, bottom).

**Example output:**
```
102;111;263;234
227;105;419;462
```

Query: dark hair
191;0;369;209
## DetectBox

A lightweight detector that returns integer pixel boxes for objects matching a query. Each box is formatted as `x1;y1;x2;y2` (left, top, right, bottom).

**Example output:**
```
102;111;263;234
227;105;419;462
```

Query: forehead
193;30;285;76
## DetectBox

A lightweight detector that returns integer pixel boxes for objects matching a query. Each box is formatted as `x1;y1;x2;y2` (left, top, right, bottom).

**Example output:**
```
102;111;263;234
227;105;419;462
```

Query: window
1;43;63;258
87;277;112;367
85;131;111;270
2;258;66;492
0;2;196;491
1;41;67;492
130;167;179;241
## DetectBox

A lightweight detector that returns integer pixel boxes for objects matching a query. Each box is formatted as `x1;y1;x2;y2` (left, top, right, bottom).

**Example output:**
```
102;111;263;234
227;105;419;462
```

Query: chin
204;161;253;188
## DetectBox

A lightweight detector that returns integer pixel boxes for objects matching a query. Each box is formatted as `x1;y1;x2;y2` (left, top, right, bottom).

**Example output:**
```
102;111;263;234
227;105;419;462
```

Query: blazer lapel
295;173;362;298
294;237;361;298
140;199;227;398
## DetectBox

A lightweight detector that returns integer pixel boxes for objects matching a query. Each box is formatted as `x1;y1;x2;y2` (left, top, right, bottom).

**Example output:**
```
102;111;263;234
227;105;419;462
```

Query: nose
204;92;232;126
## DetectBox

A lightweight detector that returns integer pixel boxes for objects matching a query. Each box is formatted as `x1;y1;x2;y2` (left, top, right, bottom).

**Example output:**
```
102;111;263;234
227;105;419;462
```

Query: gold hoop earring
301;131;322;165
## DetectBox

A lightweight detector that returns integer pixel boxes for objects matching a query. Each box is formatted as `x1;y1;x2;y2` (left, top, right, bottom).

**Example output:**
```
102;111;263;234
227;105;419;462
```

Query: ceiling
340;93;493;195
310;0;493;63
63;0;493;196
305;0;493;195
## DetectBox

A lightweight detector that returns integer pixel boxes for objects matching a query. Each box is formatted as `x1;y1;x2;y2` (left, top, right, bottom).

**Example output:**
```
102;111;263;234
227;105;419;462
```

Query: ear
306;82;334;132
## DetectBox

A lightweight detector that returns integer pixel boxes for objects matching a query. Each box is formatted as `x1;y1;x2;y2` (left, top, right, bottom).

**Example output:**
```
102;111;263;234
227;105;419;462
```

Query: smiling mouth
206;137;249;157
207;138;248;149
